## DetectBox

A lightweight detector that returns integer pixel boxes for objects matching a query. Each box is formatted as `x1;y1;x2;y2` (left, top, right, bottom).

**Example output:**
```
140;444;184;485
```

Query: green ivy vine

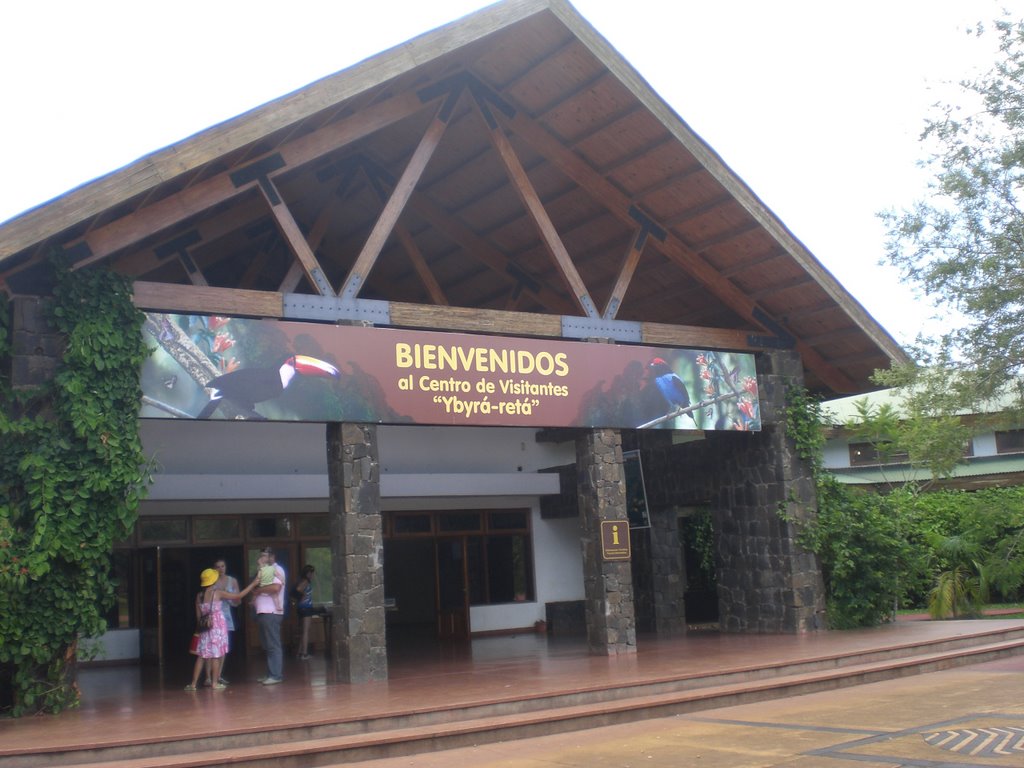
0;259;150;716
782;385;827;477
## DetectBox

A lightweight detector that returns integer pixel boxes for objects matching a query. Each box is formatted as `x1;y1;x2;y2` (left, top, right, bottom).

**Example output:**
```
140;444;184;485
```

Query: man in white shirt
252;547;286;685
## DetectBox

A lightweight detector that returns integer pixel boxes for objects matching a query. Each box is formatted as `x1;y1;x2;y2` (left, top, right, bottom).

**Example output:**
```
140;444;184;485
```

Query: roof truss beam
66;87;441;270
130;280;761;353
602;207;665;320
481;76;856;392
338;95;455;300
468;81;598;318
242;162;334;296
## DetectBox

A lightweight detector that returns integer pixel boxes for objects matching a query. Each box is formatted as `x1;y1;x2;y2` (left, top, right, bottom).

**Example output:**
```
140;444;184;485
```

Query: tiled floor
1;619;1022;756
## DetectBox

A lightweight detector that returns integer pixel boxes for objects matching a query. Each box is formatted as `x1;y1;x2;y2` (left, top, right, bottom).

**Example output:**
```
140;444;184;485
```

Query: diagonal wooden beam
487;83;857;393
405;187;573;314
277;158;367;293
602;208;666;320
257;177;335;296
362;168;448;306
472;93;598;319
338;100;453;299
152;231;209;287
392;226;449;306
69;88;438;270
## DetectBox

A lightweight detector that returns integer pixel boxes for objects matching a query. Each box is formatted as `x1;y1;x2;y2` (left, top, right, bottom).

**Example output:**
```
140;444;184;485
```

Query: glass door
435;537;470;640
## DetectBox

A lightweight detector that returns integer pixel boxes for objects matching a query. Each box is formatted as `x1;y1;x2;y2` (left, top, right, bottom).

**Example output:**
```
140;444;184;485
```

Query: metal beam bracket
561;315;642;342
283;294;391;324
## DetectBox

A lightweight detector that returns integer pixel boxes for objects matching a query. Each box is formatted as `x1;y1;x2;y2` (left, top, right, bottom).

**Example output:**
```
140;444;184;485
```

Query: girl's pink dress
195;598;229;658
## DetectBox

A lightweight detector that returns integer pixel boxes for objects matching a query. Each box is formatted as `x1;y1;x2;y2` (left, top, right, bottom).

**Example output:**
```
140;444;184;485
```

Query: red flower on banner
738;399;756;419
208;316;231;330
212;333;235;354
743;376;758;395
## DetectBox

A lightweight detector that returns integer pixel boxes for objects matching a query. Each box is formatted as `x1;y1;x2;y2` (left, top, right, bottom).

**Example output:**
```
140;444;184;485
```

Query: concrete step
10;626;1024;768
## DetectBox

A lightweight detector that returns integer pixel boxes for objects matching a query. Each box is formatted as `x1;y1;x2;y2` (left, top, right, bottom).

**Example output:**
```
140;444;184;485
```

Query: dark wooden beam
474;96;597;318
130;280;760;352
338;103;452;299
602;208;665;320
489;85;858;393
69;88;438;269
258;177;335;297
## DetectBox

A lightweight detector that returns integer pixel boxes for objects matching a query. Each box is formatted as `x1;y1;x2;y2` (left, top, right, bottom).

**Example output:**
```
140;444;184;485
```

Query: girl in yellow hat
186;567;259;691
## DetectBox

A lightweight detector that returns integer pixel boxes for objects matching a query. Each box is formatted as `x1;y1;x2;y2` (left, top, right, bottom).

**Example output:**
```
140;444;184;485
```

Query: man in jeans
252;547;286;685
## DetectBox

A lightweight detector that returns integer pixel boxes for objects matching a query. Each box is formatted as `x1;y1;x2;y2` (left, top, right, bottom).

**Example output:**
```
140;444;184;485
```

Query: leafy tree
880;17;1024;412
877;16;1024;614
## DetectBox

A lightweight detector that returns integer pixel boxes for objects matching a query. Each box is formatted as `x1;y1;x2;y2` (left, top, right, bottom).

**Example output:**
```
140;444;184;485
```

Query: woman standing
294;565;317;659
206;559;239;686
186;568;258;691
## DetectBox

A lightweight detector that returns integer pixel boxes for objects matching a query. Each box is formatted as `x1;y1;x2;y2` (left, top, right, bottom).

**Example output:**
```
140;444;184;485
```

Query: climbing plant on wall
782;386;916;628
0;260;150;716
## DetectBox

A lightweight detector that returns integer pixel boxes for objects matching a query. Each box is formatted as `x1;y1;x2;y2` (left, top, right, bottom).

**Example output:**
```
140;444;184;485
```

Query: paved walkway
2;619;1022;767
354;654;1024;767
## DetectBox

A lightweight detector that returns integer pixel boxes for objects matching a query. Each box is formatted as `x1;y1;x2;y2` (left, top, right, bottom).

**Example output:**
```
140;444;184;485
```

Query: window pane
298;515;330;538
393;514;432;535
439;512;481;532
194;517;240;541
996;430;1024;454
466;537;485;605
246;516;292;539
848;442;908;466
487;535;533;603
489;510;528;531
138;518;188;543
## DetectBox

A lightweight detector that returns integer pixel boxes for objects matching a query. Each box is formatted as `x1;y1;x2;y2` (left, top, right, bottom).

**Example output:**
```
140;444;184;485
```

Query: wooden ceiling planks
0;0;908;395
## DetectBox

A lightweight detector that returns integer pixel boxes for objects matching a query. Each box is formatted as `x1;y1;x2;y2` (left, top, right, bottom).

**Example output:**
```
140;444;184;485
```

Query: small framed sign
600;520;631;560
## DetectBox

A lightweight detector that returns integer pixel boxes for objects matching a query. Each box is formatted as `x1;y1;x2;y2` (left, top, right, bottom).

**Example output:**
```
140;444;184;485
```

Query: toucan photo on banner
139;313;761;431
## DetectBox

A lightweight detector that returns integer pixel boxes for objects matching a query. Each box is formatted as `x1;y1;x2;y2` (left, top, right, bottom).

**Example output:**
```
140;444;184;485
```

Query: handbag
189;632;200;655
197;589;216;631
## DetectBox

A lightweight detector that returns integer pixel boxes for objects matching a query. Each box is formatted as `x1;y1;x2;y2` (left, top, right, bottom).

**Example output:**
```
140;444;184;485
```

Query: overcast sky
2;0;1020;346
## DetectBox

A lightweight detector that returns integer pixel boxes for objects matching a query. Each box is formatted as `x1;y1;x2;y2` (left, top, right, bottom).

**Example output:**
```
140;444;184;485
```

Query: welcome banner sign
140;313;760;431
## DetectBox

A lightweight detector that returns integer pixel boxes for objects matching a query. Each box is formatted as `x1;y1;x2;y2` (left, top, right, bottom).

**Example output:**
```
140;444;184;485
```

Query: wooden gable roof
0;0;908;396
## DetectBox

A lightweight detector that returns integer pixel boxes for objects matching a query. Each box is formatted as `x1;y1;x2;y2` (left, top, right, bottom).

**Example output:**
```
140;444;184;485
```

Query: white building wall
972;432;998;457
140;420;584;636
822;439;851;469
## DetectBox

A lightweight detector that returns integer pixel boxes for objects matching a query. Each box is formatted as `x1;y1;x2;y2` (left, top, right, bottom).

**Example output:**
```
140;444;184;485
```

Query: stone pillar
9;297;61;391
326;422;388;682
647;506;686;634
714;350;826;633
576;428;637;655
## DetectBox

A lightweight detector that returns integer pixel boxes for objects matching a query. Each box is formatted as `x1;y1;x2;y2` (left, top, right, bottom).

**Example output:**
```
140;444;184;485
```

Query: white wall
469;508;584;632
822;439;852;469
79;629;140;662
